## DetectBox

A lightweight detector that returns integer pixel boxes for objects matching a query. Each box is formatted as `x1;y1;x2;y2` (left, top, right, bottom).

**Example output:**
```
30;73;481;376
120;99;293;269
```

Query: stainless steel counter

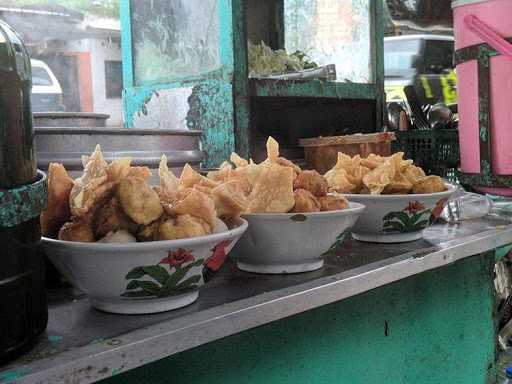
1;217;511;384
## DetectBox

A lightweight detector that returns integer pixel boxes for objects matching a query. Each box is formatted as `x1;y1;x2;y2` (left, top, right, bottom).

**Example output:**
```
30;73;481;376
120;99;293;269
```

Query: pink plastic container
453;0;512;181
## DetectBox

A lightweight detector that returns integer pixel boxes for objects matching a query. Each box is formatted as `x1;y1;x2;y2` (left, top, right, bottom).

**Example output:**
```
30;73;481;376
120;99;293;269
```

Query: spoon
427;103;454;130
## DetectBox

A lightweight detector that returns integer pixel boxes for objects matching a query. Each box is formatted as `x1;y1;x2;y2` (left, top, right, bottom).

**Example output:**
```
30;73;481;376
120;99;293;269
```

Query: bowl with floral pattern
344;186;455;243
234;202;365;274
42;219;248;314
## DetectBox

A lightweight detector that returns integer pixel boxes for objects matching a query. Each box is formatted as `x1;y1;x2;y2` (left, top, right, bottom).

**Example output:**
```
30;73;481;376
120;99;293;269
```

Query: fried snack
117;176;163;225
180;164;218;190
163;188;217;227
383;173;413;194
324;153;365;193
361;154;385;170
128;166;152;180
70;145;116;218
92;197;138;239
207;162;232;183
293;170;328;197
412;176;447;194
41;163;74;237
325;167;356;193
106;157;132;183
246;163;295;213
212;180;250;217
318;194;349;211
98;230;137;243
58;219;95;242
362;153;403;195
266;136;280;161
158;214;211;240
230;152;248;168
291;189;321;213
158;155;180;197
227;167;253;196
276;157;302;175
137;220;161;242
402;164;426;185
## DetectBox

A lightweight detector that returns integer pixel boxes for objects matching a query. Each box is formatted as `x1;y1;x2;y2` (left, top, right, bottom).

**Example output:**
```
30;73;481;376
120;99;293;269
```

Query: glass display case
121;0;384;167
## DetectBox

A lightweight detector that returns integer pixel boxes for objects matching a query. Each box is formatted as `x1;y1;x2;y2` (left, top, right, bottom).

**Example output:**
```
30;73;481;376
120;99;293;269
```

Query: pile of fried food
324;152;448;195
42;138;348;243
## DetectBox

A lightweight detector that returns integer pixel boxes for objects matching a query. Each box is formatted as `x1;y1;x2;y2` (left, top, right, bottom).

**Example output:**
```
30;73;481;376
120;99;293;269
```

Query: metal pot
35;128;203;181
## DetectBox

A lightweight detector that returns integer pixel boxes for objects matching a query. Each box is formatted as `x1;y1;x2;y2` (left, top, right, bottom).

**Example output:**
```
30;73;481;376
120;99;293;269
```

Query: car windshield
384;39;422;79
32;66;53;86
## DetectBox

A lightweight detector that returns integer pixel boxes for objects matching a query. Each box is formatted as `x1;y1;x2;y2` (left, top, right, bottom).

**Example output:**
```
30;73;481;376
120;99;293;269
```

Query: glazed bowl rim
343;184;456;200
42;218;248;252
241;202;365;219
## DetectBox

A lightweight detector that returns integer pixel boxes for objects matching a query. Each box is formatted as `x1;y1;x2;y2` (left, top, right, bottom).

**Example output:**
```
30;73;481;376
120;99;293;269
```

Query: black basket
392;129;460;182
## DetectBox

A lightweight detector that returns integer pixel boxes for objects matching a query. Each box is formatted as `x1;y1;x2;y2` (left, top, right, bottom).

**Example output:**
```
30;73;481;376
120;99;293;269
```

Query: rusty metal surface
1;216;511;383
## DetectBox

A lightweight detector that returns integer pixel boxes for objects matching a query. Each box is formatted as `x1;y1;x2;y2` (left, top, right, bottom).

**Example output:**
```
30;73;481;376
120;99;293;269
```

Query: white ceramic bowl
42;219;248;314
234;203;365;274
344;186;455;243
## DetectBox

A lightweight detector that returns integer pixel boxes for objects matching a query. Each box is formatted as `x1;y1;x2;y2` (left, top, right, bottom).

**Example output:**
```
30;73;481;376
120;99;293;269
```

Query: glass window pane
0;0;123;125
131;0;221;85
284;0;372;83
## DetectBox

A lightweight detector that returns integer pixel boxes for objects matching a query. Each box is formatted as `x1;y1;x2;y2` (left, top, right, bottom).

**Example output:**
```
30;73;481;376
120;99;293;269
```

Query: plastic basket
392;129;460;180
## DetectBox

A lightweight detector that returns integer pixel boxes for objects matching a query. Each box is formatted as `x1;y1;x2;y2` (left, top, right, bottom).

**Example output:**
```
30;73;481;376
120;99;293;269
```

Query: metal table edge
9;225;512;384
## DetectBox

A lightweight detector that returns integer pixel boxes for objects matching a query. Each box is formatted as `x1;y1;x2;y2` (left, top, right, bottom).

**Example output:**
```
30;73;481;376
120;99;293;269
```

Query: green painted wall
103;253;496;384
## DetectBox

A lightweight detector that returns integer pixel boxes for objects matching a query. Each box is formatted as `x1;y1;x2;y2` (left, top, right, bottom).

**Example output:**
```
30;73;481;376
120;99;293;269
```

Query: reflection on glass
284;0;371;83
131;0;221;85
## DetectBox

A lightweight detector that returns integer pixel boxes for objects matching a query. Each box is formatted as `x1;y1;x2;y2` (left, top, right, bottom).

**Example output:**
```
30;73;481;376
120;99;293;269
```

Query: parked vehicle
31;59;64;112
384;34;457;107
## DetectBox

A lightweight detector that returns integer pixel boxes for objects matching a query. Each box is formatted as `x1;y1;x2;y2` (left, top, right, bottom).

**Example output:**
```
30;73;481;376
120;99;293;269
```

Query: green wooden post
232;0;251;159
372;0;385;131
103;253;497;384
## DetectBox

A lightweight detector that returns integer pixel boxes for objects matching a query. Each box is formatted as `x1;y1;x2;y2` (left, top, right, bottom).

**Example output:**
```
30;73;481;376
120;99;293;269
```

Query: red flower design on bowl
160;248;194;267
404;201;426;214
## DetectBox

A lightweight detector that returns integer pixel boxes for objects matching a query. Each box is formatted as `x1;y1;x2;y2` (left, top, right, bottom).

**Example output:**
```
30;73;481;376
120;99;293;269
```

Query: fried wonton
318;194;349;211
92;197;138;239
180;164;218;191
212;180;250;218
402;164;426;185
362;153;403;195
106;157;132;183
41;163;74;237
117;176;163;225
246;163;295;213
325;167;357;194
163;188;217;228
158;214;211;240
128;166;152;180
230;152;249;168
360;154;385;170
291;189;321;213
58;218;95;243
158;155;180;198
69;145;116;218
293;170;328;197
412;176;447;194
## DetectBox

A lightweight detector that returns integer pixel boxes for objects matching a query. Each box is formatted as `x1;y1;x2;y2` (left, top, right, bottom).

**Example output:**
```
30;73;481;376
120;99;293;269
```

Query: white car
31;59;64;112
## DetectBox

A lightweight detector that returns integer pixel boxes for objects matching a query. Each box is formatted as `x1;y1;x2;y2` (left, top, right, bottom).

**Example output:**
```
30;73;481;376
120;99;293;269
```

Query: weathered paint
231;0;250;158
120;0;236;168
103;253;496;384
0;170;47;228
